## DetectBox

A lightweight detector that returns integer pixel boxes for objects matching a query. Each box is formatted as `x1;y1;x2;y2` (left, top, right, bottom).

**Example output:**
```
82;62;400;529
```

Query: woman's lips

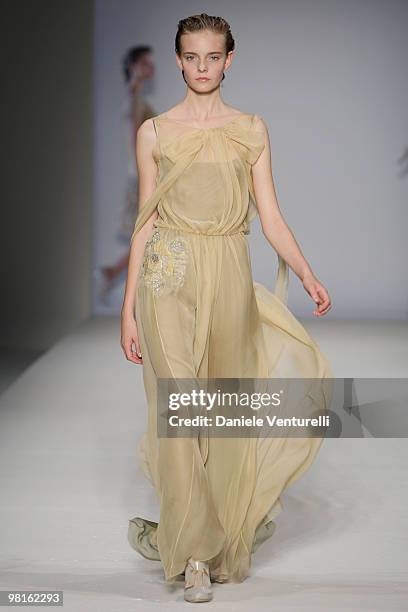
196;77;209;81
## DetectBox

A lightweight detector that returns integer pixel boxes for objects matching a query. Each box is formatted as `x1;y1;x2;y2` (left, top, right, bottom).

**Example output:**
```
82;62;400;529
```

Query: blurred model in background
99;45;156;302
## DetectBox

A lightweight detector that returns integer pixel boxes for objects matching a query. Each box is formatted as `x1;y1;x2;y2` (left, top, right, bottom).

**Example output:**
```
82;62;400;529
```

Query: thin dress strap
152;117;158;136
151;117;161;162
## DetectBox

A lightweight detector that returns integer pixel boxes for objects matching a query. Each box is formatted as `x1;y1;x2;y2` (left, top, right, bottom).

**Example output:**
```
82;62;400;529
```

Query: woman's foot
183;557;213;603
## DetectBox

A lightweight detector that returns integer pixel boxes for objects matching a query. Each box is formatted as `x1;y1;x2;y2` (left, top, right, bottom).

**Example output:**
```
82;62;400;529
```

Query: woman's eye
184;55;220;61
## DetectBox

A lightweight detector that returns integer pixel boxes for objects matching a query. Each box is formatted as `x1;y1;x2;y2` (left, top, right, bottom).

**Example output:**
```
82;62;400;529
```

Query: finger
124;347;138;362
316;300;329;313
316;303;332;315
127;352;143;363
317;297;330;311
134;342;143;359
315;288;329;306
320;303;332;314
124;341;142;363
312;291;331;315
311;290;322;304
131;339;143;359
310;292;323;310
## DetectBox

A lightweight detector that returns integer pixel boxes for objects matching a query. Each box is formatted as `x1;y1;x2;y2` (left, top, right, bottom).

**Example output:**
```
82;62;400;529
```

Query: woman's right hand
121;312;143;364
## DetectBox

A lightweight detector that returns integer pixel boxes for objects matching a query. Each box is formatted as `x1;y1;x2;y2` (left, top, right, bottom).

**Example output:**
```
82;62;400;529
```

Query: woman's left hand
302;273;332;316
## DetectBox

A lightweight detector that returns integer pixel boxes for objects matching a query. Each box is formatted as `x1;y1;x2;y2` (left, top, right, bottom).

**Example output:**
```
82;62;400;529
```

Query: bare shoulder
134;117;160;172
137;116;157;140
135;117;158;158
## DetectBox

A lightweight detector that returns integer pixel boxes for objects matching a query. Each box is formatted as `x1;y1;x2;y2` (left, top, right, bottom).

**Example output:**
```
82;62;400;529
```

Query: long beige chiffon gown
127;112;334;584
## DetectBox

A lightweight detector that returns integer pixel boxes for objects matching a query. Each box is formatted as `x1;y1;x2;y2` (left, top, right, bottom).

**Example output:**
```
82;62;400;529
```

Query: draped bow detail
130;113;289;305
130;129;205;241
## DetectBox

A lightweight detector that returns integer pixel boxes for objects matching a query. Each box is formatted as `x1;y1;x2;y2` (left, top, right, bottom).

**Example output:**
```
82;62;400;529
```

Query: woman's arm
251;117;332;316
120;118;159;362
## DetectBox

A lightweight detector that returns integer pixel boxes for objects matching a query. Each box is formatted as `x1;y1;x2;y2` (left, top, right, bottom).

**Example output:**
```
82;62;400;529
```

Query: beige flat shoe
184;557;213;603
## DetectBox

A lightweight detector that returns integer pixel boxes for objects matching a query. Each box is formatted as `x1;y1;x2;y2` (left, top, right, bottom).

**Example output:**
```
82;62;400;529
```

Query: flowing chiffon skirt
127;112;333;583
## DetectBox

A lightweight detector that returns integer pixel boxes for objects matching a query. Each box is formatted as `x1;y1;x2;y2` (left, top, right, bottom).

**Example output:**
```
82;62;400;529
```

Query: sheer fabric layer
128;113;333;583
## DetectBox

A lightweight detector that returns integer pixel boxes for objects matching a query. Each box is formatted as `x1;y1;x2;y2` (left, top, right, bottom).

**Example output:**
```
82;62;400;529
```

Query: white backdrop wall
94;0;408;319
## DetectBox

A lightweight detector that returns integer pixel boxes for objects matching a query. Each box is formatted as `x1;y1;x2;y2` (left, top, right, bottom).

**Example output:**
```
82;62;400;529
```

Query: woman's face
131;52;155;82
177;30;233;90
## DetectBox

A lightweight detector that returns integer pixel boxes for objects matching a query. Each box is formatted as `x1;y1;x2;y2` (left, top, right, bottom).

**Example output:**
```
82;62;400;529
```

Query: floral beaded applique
140;229;189;296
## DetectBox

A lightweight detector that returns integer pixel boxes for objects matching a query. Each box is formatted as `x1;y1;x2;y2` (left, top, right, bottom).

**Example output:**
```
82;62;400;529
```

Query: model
99;45;156;302
121;12;333;604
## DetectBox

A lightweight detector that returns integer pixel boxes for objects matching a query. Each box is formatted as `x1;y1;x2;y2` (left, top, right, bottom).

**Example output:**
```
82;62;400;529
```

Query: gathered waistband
153;222;248;236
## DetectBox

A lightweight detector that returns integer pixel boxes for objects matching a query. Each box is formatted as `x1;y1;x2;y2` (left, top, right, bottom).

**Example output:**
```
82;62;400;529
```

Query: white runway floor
1;316;407;610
